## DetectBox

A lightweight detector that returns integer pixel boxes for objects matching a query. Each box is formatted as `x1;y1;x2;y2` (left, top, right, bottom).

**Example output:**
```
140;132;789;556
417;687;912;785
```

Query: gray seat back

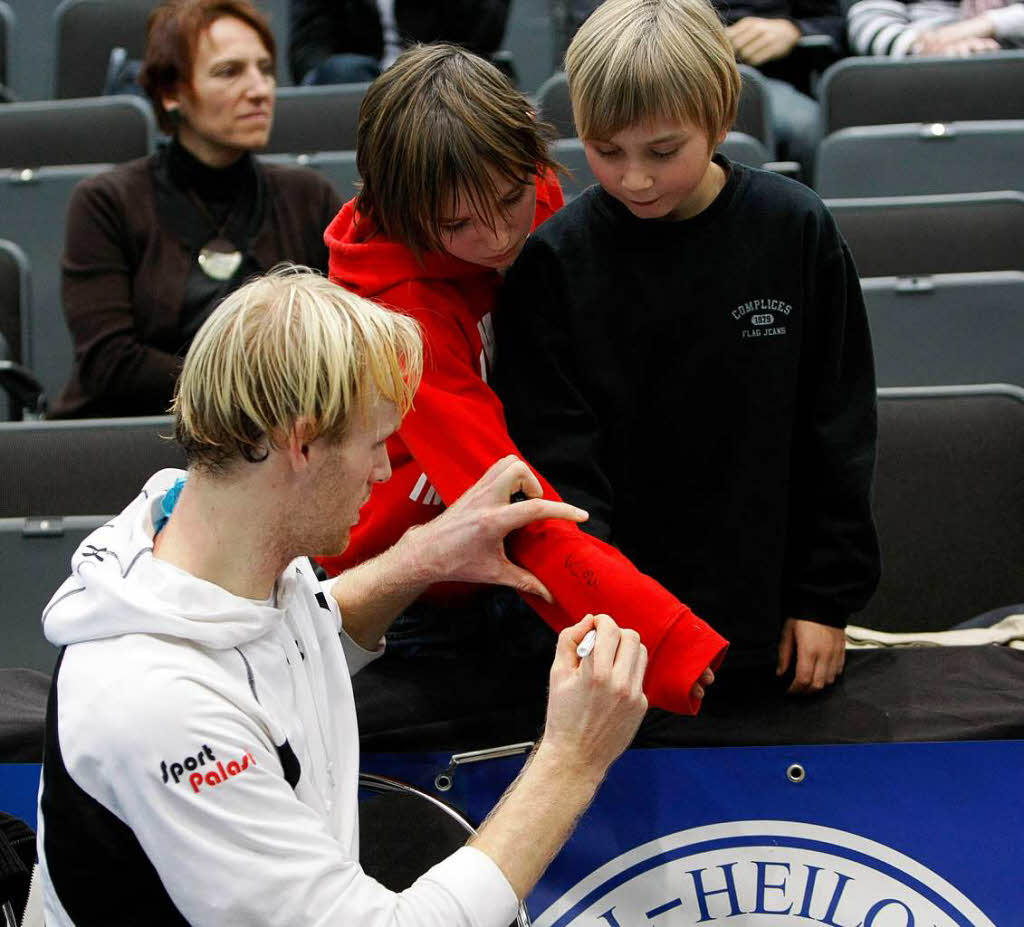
815;120;1024;198
0;238;28;368
828;192;1024;278
53;0;153;99
0;164;113;404
0;415;183;518
820;52;1024;135
863;271;1024;388
264;84;370;155
0;514;108;673
0;97;155;169
0;239;30;421
717;131;773;169
861;385;1024;632
551;137;593;200
0;1;11;90
307;150;360;200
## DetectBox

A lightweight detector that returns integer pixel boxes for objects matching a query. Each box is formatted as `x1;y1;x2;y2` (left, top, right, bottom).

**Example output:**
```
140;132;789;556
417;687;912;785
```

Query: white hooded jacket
36;469;517;926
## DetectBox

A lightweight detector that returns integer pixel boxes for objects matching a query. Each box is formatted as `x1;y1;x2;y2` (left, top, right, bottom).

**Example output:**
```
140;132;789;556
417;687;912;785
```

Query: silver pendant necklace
197;237;243;281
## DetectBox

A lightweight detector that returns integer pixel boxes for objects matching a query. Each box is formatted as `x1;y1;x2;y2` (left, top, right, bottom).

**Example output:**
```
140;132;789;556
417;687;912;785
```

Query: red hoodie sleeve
397;287;728;715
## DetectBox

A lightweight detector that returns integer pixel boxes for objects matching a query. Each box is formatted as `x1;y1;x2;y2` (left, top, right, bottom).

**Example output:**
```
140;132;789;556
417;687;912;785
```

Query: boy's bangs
580;65;704;142
427;113;537;250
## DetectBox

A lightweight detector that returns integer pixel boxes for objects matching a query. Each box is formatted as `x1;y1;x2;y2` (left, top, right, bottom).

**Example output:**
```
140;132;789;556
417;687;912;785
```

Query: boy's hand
539;614;648;780
726;17;801;66
777;618;845;695
692;666;715;702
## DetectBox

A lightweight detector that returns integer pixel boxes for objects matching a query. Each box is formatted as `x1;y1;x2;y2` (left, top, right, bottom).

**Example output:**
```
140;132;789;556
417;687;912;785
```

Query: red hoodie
320;175;727;714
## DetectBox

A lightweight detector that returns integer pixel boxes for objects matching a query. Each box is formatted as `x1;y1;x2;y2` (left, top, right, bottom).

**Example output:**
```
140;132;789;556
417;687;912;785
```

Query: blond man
497;0;880;702
36;267;649;926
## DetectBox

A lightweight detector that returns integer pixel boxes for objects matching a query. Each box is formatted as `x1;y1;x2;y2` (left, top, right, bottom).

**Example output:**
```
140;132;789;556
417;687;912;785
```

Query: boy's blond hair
173;266;422;473
356;43;560;257
566;0;740;144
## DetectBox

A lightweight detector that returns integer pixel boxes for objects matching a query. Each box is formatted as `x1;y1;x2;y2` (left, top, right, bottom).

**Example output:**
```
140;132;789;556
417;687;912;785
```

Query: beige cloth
846;614;1024;650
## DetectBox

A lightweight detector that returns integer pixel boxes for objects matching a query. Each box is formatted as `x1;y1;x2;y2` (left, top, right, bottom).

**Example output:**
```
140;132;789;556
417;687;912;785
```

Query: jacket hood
325;199;490;300
43;469;283;651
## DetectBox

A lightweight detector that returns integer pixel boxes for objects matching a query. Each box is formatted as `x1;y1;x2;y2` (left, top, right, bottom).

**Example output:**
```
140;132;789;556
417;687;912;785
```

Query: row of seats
4;177;1023;409
7;385;1024;670
3;52;1023;183
0;0;557;103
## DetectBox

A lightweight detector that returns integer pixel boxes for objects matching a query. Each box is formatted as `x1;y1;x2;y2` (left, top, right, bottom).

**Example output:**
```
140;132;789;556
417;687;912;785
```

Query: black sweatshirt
495;159;880;667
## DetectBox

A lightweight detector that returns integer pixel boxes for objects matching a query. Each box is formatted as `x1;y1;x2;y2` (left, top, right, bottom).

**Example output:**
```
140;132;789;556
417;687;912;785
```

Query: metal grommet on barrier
786;763;806;784
434;742;534;793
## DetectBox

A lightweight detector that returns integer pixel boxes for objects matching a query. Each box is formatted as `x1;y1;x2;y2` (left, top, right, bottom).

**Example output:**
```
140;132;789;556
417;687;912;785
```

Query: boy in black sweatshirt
496;0;879;701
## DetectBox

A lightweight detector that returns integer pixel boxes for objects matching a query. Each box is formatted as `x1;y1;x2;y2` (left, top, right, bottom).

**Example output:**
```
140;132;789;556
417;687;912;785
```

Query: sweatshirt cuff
985;3;1024;37
320;577;386;674
421;846;519;927
645;610;729;716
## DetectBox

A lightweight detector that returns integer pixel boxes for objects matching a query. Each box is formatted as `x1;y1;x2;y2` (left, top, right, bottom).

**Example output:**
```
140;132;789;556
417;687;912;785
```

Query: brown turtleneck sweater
50;140;341;419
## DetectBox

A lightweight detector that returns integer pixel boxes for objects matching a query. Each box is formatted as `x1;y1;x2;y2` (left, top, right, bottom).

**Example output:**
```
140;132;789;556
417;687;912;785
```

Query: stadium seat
0;238;28;369
0;164;114;404
863;271;1024;389
0;415;183;518
263;83;370;155
0;1;12;95
717;131;773;169
0;513;107;673
54;0;154;99
0;239;30;421
260;150;358;200
815;120;1024;198
0;97;155;169
534;65;775;151
501;0;555;92
819;51;1024;135
828;191;1024;278
0;415;183;673
861;384;1024;632
306;150;360;200
551;138;592;200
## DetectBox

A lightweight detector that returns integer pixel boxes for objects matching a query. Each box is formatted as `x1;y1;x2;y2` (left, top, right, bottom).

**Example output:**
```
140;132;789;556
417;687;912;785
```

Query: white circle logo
535;821;994;927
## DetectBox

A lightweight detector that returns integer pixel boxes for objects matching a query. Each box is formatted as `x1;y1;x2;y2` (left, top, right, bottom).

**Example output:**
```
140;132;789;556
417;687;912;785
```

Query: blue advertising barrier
362;741;1023;926
4;740;1021;924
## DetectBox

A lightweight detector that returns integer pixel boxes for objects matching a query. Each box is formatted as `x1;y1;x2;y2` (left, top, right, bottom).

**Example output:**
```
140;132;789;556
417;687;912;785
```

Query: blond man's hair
356;43;560;257
173;266;422;473
566;0;740;144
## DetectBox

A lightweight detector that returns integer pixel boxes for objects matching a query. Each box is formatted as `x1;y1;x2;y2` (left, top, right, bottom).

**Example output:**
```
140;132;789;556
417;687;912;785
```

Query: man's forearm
468;742;604;900
330;528;432;649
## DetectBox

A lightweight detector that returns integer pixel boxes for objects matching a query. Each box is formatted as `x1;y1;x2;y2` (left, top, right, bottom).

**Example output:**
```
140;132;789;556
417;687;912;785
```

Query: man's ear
285;417;316;472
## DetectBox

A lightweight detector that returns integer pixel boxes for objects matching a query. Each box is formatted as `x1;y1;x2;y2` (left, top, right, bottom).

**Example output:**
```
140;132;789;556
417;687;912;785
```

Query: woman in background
51;0;340;419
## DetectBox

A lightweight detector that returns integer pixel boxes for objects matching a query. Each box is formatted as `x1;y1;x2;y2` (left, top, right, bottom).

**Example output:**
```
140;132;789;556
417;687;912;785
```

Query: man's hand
468;613;647;899
402;455;588;602
539;613;649;782
914;16;998;55
726;17;802;66
777;618;845;695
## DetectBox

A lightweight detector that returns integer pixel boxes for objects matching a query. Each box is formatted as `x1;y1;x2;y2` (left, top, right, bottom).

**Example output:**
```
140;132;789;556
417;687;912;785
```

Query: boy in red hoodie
322;43;726;716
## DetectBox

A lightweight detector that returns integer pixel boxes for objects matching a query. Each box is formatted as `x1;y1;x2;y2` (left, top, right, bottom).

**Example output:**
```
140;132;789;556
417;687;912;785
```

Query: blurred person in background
50;0;340;419
289;0;512;84
848;0;1023;55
